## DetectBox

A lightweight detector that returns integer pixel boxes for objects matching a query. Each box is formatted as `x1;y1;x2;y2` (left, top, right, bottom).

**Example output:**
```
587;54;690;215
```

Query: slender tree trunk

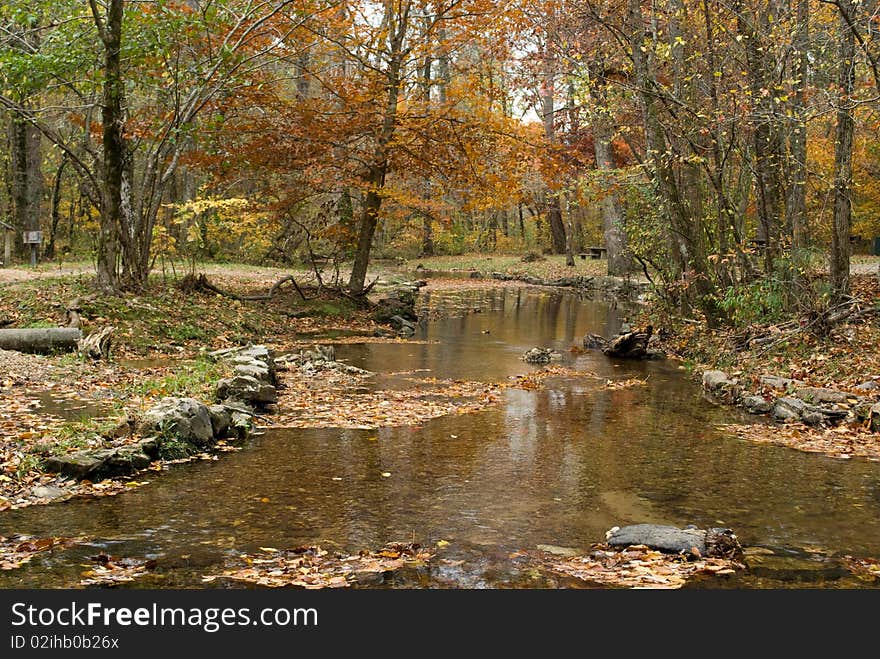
347;2;408;295
541;38;566;254
8;114;43;258
739;2;785;274
589;64;631;276
831;0;857;299
627;0;715;319
45;154;69;259
92;0;126;292
702;0;734;257
786;0;809;253
349;172;383;295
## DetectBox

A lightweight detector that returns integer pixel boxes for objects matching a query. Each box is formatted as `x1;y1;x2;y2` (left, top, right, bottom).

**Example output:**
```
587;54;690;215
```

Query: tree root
184;273;308;302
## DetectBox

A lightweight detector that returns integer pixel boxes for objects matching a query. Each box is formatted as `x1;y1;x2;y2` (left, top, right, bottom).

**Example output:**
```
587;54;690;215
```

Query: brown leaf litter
525;544;744;589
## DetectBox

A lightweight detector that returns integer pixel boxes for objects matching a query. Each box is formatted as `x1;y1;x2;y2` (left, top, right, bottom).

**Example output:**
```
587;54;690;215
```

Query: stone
30;484;66;500
702;370;731;392
208;405;231;438
802;411;826;427
374;288;417;323
138;397;214;447
583;334;607;350
216;375;277;405
44;446;151;480
772;396;806;422
230;411;253;439
794;387;849;405
871;403;880;433
522;347;559;364
742;395;772;414
856;380;878;392
234;363;271;382
605;524;741;558
389;315;417;335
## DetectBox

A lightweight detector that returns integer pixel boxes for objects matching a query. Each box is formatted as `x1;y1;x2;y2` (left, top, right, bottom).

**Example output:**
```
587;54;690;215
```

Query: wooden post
3;231;10;267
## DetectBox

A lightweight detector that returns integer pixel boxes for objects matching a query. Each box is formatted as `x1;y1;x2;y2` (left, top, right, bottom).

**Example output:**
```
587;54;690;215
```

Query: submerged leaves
204;542;433;589
0;535;82;571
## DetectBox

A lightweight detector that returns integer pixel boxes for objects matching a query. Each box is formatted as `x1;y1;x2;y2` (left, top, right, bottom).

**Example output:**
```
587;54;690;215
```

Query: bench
580;247;607;260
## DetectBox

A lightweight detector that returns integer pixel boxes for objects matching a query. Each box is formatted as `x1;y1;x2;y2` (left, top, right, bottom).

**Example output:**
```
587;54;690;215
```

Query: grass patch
125;358;228;399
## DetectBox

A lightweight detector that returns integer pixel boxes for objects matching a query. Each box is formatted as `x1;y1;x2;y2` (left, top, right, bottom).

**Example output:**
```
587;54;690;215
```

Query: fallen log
0;327;82;353
602;326;652;359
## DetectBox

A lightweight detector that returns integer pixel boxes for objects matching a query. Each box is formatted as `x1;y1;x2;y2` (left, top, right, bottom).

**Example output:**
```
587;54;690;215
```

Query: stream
2;286;880;588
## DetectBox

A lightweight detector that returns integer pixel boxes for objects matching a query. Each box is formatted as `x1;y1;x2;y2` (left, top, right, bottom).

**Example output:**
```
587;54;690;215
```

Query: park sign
23;231;43;244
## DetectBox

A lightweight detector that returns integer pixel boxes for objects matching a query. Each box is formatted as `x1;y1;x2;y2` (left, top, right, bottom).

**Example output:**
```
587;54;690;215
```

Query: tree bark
347;1;408;295
541;35;566;254
738;1;786;274
831;0;857;299
91;0;127;292
8;114;43;258
45;154;69;260
589;67;631;276
785;0;809;252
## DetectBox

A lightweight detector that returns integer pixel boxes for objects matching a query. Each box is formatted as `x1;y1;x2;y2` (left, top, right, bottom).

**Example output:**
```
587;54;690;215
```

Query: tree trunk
541;37;566;254
346;2;407;295
45;154;69;260
739;2;785;274
348;177;382;295
785;0;809;252
546;196;566;254
8;114;43;259
93;0;127;292
831;0;857;299
591;89;631;276
627;0;714;319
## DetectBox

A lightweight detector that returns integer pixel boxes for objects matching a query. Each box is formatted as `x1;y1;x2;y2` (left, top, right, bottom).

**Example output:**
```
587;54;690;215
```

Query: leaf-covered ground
520;545;744;589
654;273;880;460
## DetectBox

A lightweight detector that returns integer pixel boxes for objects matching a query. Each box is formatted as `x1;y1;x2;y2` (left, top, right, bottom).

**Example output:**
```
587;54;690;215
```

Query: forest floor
649;271;880;460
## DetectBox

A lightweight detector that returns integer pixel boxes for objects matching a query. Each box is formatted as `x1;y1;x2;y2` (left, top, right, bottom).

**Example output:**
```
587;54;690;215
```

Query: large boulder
138;397;214;447
605;524;741;558
215;375;277;406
